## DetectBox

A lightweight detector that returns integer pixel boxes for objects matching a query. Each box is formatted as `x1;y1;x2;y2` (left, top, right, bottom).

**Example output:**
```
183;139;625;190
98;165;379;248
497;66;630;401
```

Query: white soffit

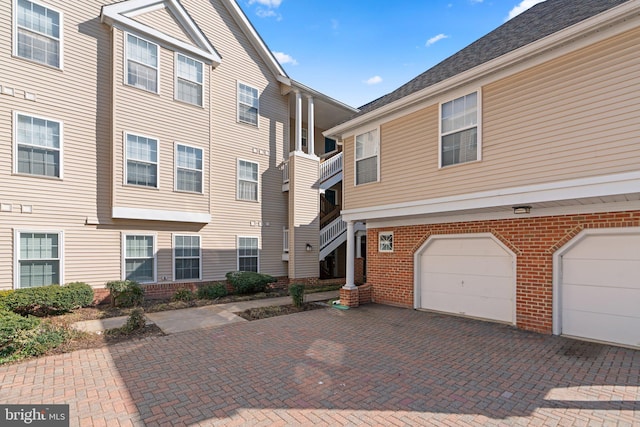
100;0;221;65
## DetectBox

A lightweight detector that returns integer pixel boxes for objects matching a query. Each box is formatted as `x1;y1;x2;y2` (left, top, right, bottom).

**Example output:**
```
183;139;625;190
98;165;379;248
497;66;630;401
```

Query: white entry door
417;235;515;324
560;230;640;348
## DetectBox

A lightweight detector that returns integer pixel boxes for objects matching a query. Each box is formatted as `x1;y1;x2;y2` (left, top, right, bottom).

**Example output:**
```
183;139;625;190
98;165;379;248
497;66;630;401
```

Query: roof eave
325;0;640;139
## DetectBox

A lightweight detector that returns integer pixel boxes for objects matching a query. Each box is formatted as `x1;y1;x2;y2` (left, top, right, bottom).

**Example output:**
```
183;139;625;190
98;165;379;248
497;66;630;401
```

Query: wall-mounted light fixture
305;243;313;252
512;205;531;214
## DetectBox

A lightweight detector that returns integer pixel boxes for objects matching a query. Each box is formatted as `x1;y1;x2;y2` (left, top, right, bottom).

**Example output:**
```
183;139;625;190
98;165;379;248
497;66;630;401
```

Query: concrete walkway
72;290;339;334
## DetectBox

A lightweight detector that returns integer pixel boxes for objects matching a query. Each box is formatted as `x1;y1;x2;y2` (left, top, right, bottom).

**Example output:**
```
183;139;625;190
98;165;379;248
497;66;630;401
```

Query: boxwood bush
288;283;305;307
105;280;144;307
196;282;228;300
225;271;277;295
0;283;94;316
0;309;68;363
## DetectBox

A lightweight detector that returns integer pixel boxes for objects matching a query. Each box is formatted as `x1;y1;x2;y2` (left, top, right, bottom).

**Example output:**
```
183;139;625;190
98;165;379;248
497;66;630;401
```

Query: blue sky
238;0;546;108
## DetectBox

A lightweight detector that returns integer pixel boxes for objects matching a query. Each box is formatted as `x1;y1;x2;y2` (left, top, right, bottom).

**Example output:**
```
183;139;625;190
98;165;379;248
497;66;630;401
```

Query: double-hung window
238;237;258;272
15;0;61;68
126;34;158;93
17;231;61;288
440;91;479;167
124;235;155;283
237;160;258;201
126;133;158;188
175;144;203;193
238;82;259;126
174;235;201;281
176;53;203;106
379;232;393;252
355;129;378;185
15;113;61;178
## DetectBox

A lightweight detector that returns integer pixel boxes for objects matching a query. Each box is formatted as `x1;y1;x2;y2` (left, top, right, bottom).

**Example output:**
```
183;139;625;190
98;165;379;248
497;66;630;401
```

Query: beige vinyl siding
344;27;640;211
113;28;211;216
131;7;196;45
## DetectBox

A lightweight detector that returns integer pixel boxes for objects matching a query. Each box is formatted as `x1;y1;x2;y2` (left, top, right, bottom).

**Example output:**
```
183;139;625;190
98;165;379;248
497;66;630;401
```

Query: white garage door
418;235;515;324
560;232;640;348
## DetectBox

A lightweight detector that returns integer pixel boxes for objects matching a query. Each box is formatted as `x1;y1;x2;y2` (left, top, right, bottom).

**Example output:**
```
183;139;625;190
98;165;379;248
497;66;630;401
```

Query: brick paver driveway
1;305;639;426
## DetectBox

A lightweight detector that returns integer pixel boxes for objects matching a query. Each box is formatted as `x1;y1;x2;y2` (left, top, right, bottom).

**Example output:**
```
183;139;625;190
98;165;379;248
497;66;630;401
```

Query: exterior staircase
319;152;345;260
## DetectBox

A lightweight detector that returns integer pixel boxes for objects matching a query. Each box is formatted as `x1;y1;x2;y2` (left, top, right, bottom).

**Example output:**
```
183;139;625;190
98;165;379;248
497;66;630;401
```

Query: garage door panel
419;236;515;324
422;255;513;277
562;284;640;318
562;310;640;348
560;230;640;348
425;238;511;257
564;234;640;260
563;259;640;288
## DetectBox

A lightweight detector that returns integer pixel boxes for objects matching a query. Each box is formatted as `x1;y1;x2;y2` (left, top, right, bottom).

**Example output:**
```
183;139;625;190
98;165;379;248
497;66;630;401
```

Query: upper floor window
175;143;203;193
16;231;62;288
324;137;336;154
440;91;479;167
126;34;158;93
237;159;258;201
15;0;61;68
355;129;378;185
126;133;158;188
176;53;203;106
238;82;259;126
15;112;61;178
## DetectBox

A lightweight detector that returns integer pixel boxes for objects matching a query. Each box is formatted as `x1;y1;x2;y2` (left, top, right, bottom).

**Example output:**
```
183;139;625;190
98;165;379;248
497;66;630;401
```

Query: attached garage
414;234;516;324
554;228;640;348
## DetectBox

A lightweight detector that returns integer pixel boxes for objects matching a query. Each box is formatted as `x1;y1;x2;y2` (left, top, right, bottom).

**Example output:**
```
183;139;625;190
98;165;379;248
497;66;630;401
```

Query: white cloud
425;33;449;47
249;0;282;7
256;8;278;18
364;76;383;85
272;51;298;66
506;0;546;20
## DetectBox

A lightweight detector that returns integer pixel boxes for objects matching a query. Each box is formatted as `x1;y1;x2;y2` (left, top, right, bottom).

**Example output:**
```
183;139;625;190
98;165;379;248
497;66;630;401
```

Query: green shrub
225;271;277;295
122;309;146;333
172;288;194;302
289;283;305;307
1;283;94;316
105;280;144;307
0;310;68;363
196;282;228;300
0;290;15;310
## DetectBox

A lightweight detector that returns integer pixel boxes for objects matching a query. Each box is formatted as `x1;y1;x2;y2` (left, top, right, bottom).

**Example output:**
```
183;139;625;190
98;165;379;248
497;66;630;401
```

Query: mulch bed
235;302;327;321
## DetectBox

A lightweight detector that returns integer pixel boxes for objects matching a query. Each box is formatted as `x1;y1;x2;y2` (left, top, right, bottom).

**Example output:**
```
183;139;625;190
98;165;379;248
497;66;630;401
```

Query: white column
356;232;362;258
344;221;356;290
295;91;303;152
307;96;315;156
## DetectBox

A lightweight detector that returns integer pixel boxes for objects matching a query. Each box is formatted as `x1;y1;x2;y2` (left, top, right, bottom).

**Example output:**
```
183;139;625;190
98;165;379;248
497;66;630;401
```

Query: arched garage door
415;234;516;324
556;229;640;348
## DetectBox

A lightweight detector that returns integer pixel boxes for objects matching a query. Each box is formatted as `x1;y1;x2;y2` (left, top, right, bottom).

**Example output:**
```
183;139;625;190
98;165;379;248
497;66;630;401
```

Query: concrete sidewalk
72;290;339;334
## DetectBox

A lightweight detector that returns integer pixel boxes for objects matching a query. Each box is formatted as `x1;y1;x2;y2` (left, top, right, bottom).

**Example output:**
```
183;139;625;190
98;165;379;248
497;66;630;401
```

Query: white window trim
121;232;157;283
236;158;259;202
124;131;160;189
174;52;204;107
172;234;202;282
124;32;160;94
237;236;259;272
14;229;64;289
174;142;204;194
13;111;64;179
13;0;64;69
379;231;394;253
438;88;482;169
353;126;380;187
237;81;259;127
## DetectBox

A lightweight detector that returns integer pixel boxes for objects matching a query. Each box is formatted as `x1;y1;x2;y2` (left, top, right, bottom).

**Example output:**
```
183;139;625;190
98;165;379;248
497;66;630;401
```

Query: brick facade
366;210;640;334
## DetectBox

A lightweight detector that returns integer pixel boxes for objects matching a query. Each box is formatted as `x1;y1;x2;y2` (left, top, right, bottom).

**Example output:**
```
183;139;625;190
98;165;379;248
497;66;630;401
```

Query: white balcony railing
282;160;290;184
283;228;289;253
320;216;346;250
319;152;342;183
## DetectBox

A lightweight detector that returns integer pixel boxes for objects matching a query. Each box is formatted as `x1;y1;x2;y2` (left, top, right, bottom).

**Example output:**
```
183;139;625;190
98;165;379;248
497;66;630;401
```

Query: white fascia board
291;80;359;113
101;0;221;65
220;0;288;79
325;1;640;138
113;207;211;223
342;171;640;223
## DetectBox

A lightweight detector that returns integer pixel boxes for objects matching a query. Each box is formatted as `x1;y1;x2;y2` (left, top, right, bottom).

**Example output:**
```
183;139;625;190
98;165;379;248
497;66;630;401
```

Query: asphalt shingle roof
354;0;631;117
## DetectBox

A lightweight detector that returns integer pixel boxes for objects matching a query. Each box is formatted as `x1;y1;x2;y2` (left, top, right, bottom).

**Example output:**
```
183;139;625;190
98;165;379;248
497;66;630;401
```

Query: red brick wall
354;257;365;285
366;210;640;334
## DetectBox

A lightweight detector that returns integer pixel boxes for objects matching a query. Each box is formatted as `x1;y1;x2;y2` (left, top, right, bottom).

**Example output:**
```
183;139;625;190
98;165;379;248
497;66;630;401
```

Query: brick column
340;286;359;307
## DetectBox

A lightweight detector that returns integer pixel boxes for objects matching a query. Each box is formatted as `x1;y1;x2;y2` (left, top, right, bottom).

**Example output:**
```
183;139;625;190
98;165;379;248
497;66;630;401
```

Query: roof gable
130;5;196;45
101;0;221;65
